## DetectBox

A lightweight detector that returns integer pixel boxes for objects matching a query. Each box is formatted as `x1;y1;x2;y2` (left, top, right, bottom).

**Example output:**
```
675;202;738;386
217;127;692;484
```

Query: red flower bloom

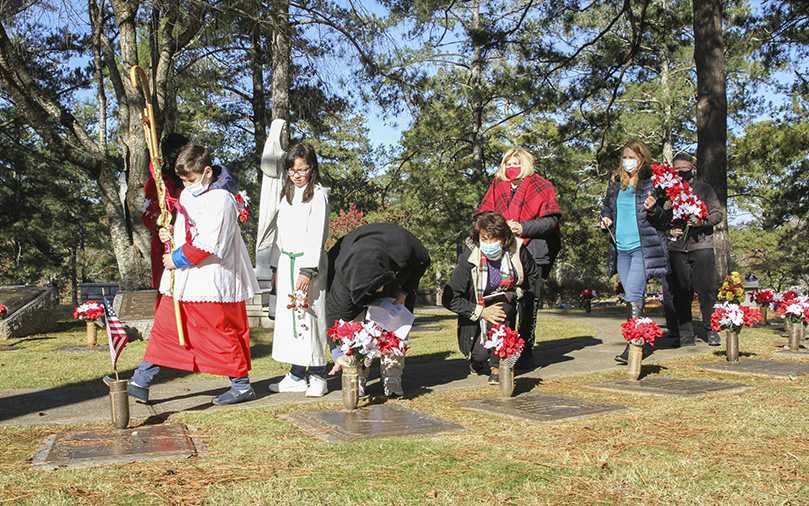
620;317;662;347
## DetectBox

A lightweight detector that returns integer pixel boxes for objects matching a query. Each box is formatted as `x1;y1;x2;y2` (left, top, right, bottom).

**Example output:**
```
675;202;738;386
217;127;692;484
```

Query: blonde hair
495;147;535;181
613;139;652;191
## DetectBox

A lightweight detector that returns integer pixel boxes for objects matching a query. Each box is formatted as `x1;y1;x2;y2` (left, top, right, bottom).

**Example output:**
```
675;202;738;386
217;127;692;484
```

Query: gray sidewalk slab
0;308;712;427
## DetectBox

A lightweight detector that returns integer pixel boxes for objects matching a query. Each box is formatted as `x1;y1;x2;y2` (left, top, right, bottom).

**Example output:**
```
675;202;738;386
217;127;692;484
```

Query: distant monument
0;286;57;340
255;119;287;288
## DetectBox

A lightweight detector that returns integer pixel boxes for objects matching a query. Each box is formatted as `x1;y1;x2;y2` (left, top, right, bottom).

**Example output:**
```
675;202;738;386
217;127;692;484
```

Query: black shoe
212;387;255;405
488;373;500;385
469;360;489;376
707;331;721;346
679;336;696;347
614;344;629;364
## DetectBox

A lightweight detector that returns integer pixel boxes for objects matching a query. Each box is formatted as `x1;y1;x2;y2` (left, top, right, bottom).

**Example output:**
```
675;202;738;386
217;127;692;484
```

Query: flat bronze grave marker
31;423;203;470
699;359;809;378
590;377;753;397
282;404;465;443
117;290;158;321
460;393;628;423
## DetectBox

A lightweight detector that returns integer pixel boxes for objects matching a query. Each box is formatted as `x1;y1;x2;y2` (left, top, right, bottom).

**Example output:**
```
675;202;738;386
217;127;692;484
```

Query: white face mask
187;180;209;197
622;159;639;173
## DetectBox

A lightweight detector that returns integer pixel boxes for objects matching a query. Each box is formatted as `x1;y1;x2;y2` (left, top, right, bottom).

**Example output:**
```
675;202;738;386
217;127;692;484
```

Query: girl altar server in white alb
268;142;331;397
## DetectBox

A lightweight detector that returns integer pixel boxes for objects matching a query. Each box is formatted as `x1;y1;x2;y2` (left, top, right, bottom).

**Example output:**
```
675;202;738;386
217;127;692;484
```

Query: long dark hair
281;142;322;204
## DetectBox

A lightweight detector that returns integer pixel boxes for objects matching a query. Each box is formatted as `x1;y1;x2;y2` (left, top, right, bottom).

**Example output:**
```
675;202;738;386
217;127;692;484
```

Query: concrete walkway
0;308;715;427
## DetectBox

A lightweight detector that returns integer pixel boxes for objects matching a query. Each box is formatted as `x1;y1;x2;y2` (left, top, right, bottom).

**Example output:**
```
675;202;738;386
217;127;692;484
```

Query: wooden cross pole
129;65;186;347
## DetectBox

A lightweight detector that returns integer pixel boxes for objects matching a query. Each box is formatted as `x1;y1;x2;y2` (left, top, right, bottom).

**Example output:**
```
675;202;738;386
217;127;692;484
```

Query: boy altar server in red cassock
109;143;260;405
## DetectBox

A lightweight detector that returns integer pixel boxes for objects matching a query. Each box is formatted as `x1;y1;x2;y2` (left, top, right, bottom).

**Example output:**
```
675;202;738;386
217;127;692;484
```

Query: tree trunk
271;0;291;146
251;13;268;159
693;0;729;280
658;47;674;164
470;0;485;175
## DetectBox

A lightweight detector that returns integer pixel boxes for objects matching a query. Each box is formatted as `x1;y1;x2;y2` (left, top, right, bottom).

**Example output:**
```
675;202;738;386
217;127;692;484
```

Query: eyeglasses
287;166;311;176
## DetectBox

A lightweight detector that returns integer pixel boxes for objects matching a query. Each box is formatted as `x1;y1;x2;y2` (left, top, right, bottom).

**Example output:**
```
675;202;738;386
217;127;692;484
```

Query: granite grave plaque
282;404;466;443
590;377;753;397
0;286;45;314
31;423;203;470
461;393;628;423
699;358;809;378
117;290;158;321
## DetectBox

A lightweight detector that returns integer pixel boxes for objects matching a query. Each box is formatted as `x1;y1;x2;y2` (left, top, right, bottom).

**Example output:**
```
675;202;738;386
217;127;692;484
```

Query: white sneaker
358;375;367;397
305;375;328;397
383;375;404;397
269;373;307;393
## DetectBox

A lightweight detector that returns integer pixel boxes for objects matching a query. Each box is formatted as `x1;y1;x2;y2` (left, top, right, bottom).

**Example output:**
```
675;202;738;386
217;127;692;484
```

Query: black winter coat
441;241;538;357
600;166;671;280
326;223;431;326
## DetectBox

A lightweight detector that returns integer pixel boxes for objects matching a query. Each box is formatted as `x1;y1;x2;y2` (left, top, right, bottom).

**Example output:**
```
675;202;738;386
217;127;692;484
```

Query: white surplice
269;184;330;366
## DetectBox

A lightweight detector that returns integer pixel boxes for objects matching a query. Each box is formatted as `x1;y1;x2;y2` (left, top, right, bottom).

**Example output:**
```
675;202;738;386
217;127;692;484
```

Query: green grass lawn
1;309;808;505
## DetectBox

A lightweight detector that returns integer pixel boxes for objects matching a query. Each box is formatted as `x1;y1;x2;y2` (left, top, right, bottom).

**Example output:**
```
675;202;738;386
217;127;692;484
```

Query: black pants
667;249;717;338
471;300;517;368
518;277;543;350
661;275;678;335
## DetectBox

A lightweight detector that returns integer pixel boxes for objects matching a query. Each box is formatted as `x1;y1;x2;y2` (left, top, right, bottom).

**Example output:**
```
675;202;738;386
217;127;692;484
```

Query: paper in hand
366;297;415;339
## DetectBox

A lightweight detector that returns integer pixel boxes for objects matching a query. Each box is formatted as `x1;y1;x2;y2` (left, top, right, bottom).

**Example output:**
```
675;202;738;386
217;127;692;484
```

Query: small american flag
103;297;128;371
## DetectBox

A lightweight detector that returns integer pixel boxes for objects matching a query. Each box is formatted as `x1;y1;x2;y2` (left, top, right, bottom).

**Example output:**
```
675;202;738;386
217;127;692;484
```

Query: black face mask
678;170;693;182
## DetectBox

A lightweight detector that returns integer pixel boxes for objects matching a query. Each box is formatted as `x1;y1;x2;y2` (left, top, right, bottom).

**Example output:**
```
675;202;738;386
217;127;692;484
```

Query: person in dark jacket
600;139;671;363
477;147;561;370
442;212;539;385
665;152;724;347
325;222;431;397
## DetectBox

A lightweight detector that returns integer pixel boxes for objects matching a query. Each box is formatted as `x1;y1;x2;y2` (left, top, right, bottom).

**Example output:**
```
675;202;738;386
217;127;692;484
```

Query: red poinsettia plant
750;289;774;308
773;296;809;324
0;303;7;317
481;324;525;366
620;317;662;347
73;300;105;321
327;319;410;365
580;288;599;299
651;164;688;200
711;302;763;332
234;191;250;223
650;163;709;240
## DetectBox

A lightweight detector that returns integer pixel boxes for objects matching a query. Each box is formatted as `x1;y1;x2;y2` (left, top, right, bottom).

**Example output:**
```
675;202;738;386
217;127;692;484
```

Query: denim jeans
131;361;250;391
616;247;646;302
290;364;327;380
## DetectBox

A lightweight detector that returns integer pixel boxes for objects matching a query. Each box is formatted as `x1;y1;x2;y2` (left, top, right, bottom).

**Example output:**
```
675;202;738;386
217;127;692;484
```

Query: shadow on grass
638;364;669;379
0;340;275;423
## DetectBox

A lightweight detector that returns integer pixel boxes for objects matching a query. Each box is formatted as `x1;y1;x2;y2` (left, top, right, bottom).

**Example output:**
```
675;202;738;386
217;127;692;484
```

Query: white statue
255;119;287;285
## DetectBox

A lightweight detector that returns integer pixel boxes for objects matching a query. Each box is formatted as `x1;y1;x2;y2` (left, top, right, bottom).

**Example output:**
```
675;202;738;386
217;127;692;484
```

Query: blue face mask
187;180;209;197
479;240;503;260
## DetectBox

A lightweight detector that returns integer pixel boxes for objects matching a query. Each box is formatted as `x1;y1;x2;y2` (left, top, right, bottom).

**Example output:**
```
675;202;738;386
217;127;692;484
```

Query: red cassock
144;296;251;377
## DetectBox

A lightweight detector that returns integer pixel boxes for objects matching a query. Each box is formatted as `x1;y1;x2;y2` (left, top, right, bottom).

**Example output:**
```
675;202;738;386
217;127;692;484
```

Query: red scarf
477;174;561;242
